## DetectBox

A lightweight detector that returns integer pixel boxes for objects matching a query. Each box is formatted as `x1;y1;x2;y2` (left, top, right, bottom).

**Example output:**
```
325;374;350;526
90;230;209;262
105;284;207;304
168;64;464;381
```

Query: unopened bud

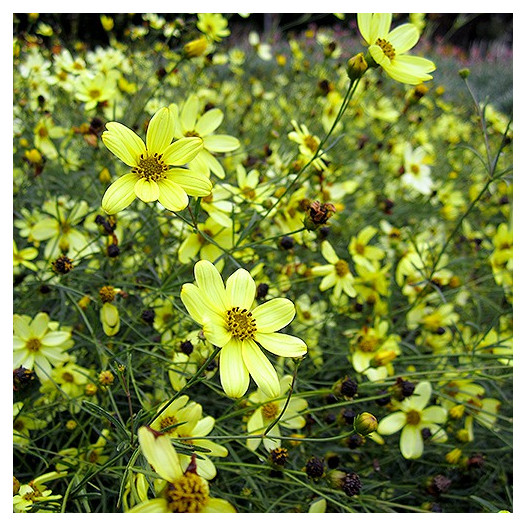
458;68;470;79
353;412;378;435
347;53;369;81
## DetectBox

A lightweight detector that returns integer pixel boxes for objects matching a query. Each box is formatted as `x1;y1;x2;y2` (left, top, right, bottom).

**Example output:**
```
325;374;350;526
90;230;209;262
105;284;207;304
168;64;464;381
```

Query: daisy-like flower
13;240;38;272
311;240;357;300
128;426;236;513
401;144;433;195
101;107;211;215
196;13;231;42
181;260;307;398
377;381;447;459
169;95;240;179
246;375;308;451
357;13;436;85
13;313;74;381
151;396;228;479
288;120;328;171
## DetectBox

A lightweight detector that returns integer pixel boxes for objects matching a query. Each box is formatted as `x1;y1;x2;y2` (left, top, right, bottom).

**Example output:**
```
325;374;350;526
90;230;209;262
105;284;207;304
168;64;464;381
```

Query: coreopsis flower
13;313;74;381
377;381;447;459
128;427;236;513
357;13;436;84
311;240;357;300
13;240;38;272
75;71;118;111
401;144;434;195
196;13;231;42
288;120;328;171
169;95;240;179
13;402;47;446
348;226;385;271
246;375;308;451
13;472;64;513
181;260;307;398
151;396;228;479
101;107;211;214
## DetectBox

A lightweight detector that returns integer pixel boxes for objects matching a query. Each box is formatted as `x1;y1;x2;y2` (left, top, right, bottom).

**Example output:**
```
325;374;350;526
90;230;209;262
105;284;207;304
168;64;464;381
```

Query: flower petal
225;268;255;310
180;95;199;132
29;312;49;339
180;283;215;325
219;338;250;398
400;425;424;459
195;108;224;136
388;23;419;53
203;134;240;153
137;426;183;482
157;178;189;211
321;241;339;264
102;122;146;167
377;411;406;435
165;168;213;197
242;339;280;398
410;381;432;410
202;498;237;513
134;178;159;203
422;405;447;425
162;137;203;166
102;173;140;214
40;331;71;347
14;315;31;340
146;107;174;154
254;332;307;358
194;260;228;312
251;298;295;333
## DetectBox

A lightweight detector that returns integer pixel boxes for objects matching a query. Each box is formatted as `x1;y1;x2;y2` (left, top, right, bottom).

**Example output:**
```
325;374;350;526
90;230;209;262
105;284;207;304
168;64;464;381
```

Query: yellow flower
13;313;73;381
13;240;38;272
151;396;228;480
197;13;230;42
128;427;236;513
311;240;356;300
181;260;307;398
169;95;240;179
377;381;447;459
101;107;210;214
357;13;436;85
246;375;308;451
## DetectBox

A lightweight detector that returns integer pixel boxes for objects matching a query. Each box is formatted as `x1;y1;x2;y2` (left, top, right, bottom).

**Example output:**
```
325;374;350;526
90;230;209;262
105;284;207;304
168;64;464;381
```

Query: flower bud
346;53;369;81
353;412;378;435
458;68;470;79
184;37;208;58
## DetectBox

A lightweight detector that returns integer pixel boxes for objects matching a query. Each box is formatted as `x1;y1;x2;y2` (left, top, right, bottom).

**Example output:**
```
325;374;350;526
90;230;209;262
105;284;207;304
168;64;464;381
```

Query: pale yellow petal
400;425;424;459
29;312;49;339
377;411;406;435
146;107;174;154
203;134;240;153
225;268;255;310
162;137;203;165
220;338;250;398
387;23;419;53
157;178;189;211
254;332;307;358
251;298;295;333
102;122;146;167
194;260;228;312
134;178;160;203
180;95;199;131
195;108;224;136
165;168;213;197
242;339;280;398
102;173;140;214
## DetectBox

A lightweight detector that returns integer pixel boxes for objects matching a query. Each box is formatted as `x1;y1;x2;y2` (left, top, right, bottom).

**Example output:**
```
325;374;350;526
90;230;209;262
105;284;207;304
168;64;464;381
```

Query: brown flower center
304;135;319;153
26;338;42;352
335;259;350;277
159;415;178;435
406;410;421;426
165;473;209;513
262;402;280;420
226;307;257;341
133;153;169;181
375;38;396;60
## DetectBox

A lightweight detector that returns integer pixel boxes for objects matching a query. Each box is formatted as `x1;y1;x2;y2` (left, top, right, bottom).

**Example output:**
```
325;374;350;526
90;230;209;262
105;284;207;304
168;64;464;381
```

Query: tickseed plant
14;12;512;514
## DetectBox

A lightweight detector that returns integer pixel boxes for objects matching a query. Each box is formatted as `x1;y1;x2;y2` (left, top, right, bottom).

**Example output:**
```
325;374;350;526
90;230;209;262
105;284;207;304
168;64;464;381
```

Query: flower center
304;135;319;153
89;89;102;99
26;338;42;352
335;259;350;277
262;402;280;420
375;38;396;60
132;153;169;181
410;163;421;175
226;307;257;341
358;334;378;353
165;473;210;513
159;415;178;435
62;372;74;383
406;410;421;425
184;130;201;138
